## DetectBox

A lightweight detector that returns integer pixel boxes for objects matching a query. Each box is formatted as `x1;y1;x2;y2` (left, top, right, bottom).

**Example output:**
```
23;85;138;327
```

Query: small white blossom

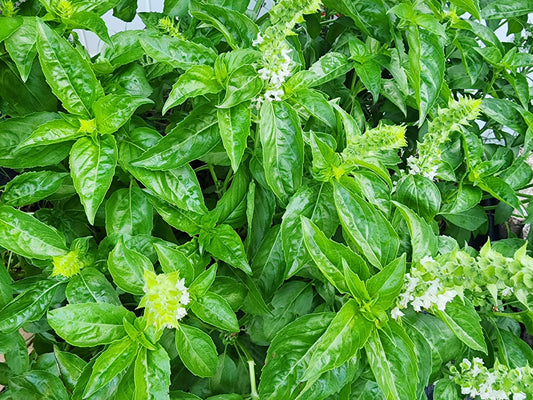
391;307;404;320
252;32;264;47
514;392;527;400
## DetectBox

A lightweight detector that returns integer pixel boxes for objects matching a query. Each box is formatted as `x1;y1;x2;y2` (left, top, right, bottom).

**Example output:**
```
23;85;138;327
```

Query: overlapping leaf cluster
1;0;533;399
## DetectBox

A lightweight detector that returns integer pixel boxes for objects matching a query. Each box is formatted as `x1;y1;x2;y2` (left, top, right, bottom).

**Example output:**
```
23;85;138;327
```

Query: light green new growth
407;97;481;180
52;249;85;278
158;17;185;39
0;0;15;16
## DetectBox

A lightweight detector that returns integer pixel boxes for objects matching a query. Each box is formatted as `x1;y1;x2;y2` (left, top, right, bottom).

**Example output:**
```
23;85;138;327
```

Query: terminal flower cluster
451;358;531;400
253;0;321;104
52;249;85;278
139;270;191;331
392;243;533;319
407;97;481;180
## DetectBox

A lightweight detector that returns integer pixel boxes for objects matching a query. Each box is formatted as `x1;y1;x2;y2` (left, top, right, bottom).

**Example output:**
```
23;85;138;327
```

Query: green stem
236;340;259;399
253;0;265;20
207;164;221;195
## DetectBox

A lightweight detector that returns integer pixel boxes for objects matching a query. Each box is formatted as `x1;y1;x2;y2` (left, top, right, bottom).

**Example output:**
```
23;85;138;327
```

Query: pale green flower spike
343;123;407;159
254;0;321;104
407;97;482;180
0;0;16;16
139;270;190;331
52;250;85;278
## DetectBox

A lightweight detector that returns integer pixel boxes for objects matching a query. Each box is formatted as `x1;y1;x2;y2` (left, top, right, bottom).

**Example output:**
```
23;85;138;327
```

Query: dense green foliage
1;0;533;399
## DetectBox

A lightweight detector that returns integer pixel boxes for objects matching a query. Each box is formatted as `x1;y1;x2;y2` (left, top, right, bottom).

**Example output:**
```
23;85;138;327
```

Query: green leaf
132;105;220;171
140;34;216;70
395;175;441;221
321;0;390;42
1;171;69;207
175;324;218;377
144;192;203;236
450;0;481;19
0;279;63;333
285;53;353;94
477;176;522;211
393;201;438;263
481;98;526;134
303;299;372;380
66;267;121;305
0;262;13;309
365;322;418;400
259;100;304;203
93;95;152;135
189;0;259;49
163;65;222;114
0;205;68;260
121;132;207;214
206;224;251;275
48;303;133;347
191;292;239;332
433;379;460;400
258;312;335;400
105;187;153;236
0;16;22;42
4;17;38;82
36;21;103;117
218;101;251;172
108;238;153;295
334;180;399;269
366;254;406;311
65;12;111;44
442;205;487;231
84;337;138;398
70;135;118;224
282;183;338;278
9;371;69;400
54;347;87;392
481;0;533;19
434;297;487;353
408;26;445;123
218;65;263;108
18;115;82;148
133;345;171;400
154;243;195;284
440;184;482;214
251;225;286;299
289;89;336;131
301;216;369;294
189;264;218;298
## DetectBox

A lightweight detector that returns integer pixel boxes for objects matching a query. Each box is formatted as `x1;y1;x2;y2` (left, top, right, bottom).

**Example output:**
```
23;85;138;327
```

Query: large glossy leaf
218;101;251;172
191;292;239;332
175;324;218;377
395;174;441;221
393;201;438;263
1;171;69;207
108;238;153;295
205;224;251;275
92;94;152;134
365;322;418;400
9;371;69;400
140;34;216;70
65;267;121;305
366;254;406;311
0;279;64;333
134;345;171;399
301;216;369;293
189;0;259;49
434;297;487;353
303;299;372;380
481;0;533;19
251;225;286;299
0;16;22;42
163;65;222;114
5;17;38;82
285;53;353;93
334;180;399;269
258;312;335;400
105;187;153;236
218;65;263;108
36;21;103;117
259;100;304;204
132;105;220;171
282;183;338;278
48;303;133;347
408;26;445;123
0;205;68;260
84;337;138;398
70;135;118;224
